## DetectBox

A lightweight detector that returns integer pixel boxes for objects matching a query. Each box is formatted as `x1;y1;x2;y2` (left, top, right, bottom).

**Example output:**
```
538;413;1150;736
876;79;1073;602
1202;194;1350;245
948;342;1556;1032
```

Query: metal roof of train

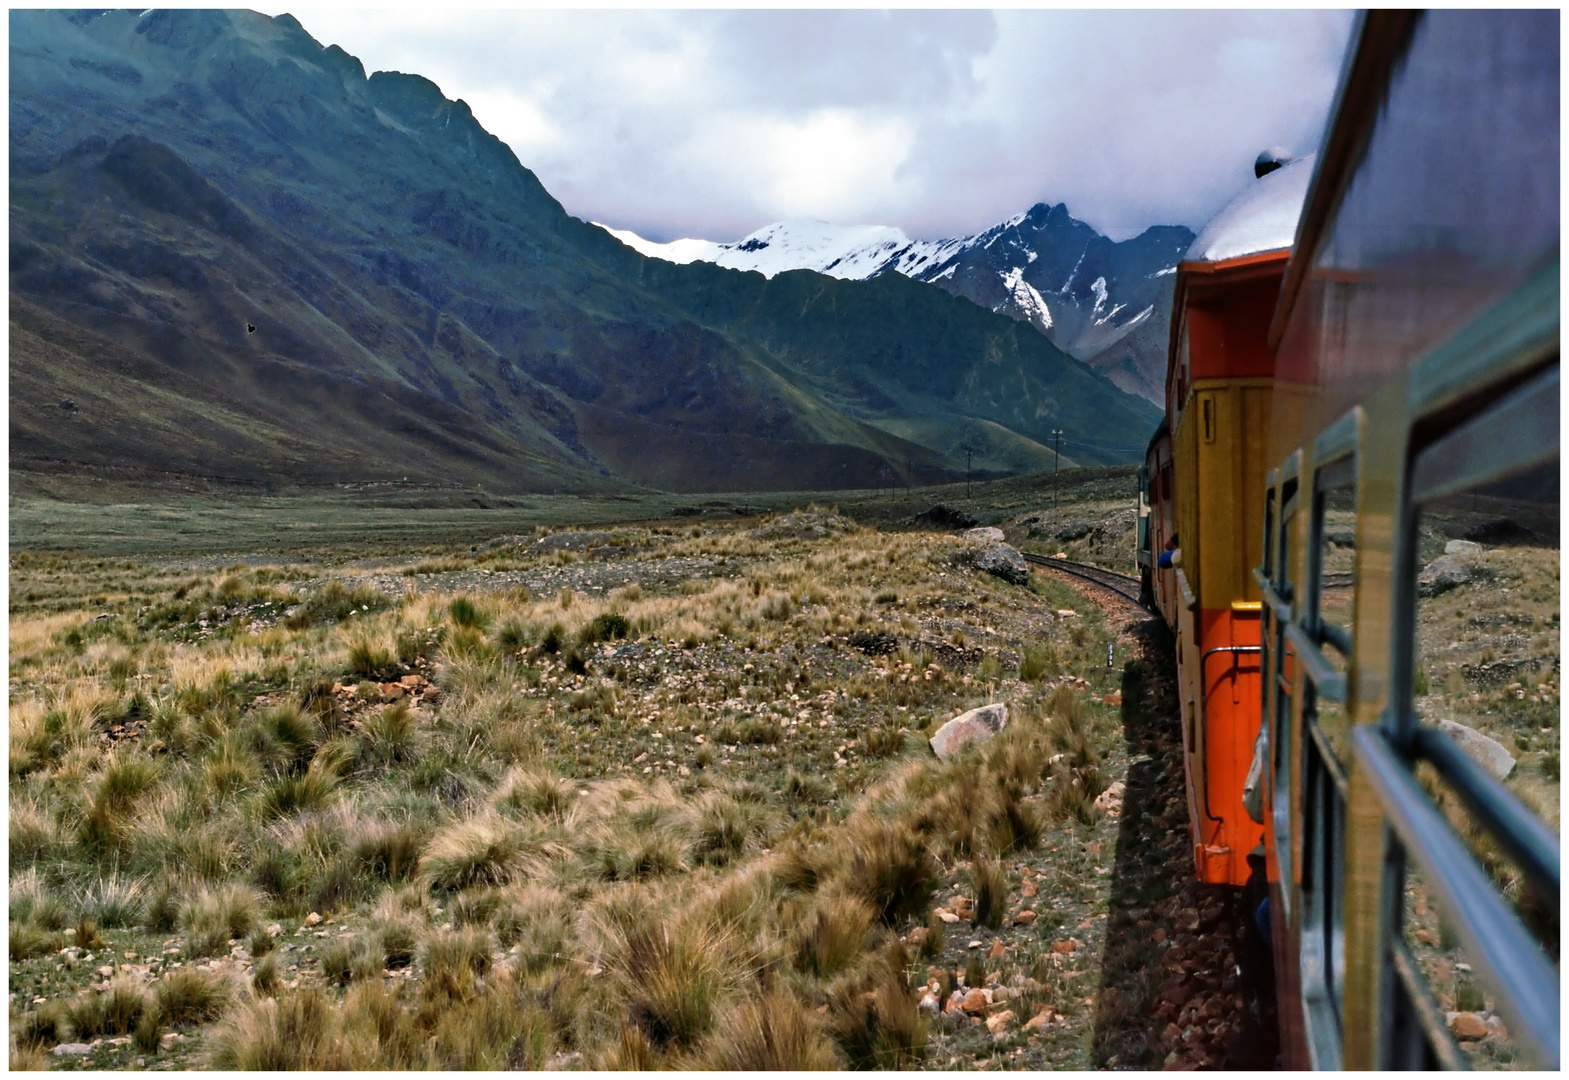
1184;154;1315;263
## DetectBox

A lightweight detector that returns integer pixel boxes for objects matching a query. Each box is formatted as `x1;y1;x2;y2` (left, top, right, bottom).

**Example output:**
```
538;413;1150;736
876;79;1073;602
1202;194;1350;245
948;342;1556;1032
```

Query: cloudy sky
281;9;1356;243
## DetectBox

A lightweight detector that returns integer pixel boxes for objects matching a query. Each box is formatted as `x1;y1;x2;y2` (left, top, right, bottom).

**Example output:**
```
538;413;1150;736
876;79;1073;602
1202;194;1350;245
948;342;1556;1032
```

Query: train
1135;10;1559;1070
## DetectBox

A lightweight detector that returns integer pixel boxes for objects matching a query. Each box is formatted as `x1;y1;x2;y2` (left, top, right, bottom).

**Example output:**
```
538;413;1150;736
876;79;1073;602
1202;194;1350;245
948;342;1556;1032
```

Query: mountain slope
601;207;1194;405
10;9;1159;493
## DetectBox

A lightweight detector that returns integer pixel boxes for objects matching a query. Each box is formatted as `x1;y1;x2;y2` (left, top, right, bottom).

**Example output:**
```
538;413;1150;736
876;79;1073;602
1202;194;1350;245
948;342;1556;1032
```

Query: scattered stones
1094;779;1127;816
930;702;1009;761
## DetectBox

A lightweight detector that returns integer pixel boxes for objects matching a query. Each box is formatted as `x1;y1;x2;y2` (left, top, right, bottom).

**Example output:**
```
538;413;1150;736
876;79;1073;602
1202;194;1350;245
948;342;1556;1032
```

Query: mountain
10;9;1161;495
600;208;1194;405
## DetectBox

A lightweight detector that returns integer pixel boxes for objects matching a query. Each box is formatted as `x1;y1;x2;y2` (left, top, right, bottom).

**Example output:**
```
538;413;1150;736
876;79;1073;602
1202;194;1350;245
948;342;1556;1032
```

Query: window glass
1405;459;1559;1068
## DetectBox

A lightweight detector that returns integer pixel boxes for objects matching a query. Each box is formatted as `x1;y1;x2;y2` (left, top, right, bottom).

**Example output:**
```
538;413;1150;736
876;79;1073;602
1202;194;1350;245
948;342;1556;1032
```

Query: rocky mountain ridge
601;205;1196;404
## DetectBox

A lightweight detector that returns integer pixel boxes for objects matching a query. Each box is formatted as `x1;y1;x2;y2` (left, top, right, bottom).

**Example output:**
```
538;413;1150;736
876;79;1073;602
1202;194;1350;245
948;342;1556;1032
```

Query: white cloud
279;8;1355;243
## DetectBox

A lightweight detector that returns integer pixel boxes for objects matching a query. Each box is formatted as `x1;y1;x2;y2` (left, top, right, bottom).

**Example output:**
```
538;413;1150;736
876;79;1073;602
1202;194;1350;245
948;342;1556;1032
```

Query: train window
1293;416;1362;1067
1400;452;1559;1070
1369;352;1561;1070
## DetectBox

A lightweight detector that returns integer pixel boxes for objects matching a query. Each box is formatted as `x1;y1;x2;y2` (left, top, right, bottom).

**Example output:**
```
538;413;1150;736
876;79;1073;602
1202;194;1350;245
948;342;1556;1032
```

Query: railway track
1021;552;1149;608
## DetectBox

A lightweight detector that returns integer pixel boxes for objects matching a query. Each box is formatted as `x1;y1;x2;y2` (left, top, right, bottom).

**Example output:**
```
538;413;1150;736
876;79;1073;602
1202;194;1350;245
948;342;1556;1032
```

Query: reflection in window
1406;461;1559;1069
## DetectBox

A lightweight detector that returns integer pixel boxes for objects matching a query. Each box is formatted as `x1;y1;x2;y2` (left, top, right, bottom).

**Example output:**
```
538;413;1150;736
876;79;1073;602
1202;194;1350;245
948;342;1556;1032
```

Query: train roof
1184;155;1315;264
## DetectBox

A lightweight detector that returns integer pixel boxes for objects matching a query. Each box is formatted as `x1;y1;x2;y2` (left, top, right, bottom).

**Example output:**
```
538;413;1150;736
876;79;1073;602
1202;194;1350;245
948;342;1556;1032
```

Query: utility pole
962;443;977;499
1052;430;1065;508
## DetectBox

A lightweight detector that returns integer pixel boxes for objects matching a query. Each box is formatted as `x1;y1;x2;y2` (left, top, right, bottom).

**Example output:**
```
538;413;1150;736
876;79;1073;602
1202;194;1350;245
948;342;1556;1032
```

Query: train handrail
1283;622;1346;704
1353;725;1560;1070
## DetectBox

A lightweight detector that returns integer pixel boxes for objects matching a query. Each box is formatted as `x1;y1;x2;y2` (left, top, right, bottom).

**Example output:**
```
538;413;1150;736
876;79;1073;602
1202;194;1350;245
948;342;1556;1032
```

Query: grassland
10;471;1183;1070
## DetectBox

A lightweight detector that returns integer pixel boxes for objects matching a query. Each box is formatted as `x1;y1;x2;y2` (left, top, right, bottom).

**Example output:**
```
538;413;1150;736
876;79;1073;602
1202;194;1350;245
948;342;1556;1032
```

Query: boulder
963;526;1005;543
52;1043;94;1056
961;988;991;1015
930;703;1009;760
1444;539;1484;556
1417;555;1473;597
1447;1012;1489;1040
985;1010;1016;1035
914;504;978;529
1023;1007;1056;1031
970;542;1030;585
1433;718;1515;781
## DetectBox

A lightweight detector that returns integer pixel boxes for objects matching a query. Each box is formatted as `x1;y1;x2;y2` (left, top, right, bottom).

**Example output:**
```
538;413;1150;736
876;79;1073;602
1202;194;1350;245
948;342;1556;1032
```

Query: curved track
1021;552;1148;608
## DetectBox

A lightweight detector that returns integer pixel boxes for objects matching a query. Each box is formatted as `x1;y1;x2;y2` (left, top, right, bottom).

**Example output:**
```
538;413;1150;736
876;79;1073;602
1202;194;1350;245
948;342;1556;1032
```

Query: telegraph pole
965;445;975;498
1051;430;1065;508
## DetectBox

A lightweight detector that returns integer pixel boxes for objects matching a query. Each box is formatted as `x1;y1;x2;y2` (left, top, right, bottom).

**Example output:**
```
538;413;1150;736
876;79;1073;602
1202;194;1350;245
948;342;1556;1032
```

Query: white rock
1433;718;1516;780
52;1044;93;1056
963;526;1006;543
930;703;1009;761
1444;539;1484;556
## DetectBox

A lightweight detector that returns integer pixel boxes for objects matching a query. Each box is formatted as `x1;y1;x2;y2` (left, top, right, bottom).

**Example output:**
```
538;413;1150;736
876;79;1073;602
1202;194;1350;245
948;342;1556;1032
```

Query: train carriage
1141;9;1559;1069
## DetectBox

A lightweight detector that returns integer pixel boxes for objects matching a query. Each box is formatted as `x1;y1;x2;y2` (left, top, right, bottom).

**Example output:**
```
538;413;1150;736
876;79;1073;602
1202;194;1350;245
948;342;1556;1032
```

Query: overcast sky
281;9;1356;243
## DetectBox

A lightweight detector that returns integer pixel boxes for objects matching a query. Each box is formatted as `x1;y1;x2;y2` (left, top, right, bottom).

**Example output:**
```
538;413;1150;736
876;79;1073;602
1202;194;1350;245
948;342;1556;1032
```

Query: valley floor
10;475;1233;1070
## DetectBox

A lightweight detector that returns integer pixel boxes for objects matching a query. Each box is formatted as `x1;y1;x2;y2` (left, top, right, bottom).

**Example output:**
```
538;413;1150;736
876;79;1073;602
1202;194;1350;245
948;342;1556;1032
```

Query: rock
1020;880;1038;898
935;910;961;924
96;965;114;977
381;683;405;701
399;674;424;688
1094;780;1126;815
750;511;855;541
968;541;1030;585
914;504;979;530
918;991;940;1014
961;988;991;1014
1447;1012;1489;1039
1012;909;1037;926
52;1043;93;1056
930;703;1009;760
985;1010;1016;1035
1052;938;1079;954
967;939;985;949
1433;718;1516;780
963;526;1005;543
907;926;930;948
987;940;1007;959
1444;539;1484;556
1418;555;1475;597
1023;1007;1056;1031
303;911;323;927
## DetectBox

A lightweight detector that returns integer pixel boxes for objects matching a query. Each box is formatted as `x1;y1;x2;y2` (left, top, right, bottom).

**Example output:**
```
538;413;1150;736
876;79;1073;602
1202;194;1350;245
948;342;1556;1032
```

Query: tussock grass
698;989;841;1069
9;509;1156;1067
156;966;234;1025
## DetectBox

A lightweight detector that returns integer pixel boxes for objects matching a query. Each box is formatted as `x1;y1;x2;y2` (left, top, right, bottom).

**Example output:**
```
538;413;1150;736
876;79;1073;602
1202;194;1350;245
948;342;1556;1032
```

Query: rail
1019;552;1148;609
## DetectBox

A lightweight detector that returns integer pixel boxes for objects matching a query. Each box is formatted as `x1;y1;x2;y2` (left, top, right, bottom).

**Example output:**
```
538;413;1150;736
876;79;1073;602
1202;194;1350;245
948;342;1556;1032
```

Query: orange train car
1144;149;1314;887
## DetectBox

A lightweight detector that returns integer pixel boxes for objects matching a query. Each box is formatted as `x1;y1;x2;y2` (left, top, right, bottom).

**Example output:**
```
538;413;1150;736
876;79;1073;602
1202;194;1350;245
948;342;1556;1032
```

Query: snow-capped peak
596;219;914;279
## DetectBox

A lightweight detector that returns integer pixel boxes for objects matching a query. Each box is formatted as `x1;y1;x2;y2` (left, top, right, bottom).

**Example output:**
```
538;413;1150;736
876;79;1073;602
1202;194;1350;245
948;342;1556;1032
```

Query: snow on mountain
594;223;726;266
597;204;1197;405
